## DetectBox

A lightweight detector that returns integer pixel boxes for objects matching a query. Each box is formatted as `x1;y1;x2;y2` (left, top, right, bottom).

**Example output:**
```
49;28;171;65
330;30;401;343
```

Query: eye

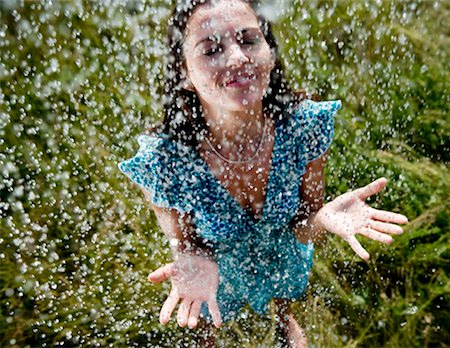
203;44;222;56
243;38;259;45
239;34;260;46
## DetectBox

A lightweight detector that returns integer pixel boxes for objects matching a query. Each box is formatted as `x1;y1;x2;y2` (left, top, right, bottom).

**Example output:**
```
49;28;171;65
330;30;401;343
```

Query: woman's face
182;0;275;113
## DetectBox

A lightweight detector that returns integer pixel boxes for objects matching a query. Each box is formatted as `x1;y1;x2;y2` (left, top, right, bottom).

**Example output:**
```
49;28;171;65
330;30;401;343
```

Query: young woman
119;0;408;346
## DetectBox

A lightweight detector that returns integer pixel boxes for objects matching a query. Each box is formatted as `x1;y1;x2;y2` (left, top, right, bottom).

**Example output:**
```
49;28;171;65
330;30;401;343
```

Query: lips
224;73;256;87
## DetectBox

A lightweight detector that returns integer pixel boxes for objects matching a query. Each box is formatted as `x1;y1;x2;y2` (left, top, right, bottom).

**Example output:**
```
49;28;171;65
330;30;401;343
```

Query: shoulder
138;133;192;162
287;99;341;136
118;133;193;178
292;99;341;124
137;133;189;158
280;98;341;127
287;99;341;163
118;133;198;212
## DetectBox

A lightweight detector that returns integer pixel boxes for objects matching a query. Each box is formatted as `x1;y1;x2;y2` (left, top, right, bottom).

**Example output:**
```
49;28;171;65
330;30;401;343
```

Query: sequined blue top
118;99;341;322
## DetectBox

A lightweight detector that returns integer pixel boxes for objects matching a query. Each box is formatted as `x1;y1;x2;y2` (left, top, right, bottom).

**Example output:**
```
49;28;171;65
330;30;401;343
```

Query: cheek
188;68;221;96
192;59;221;78
252;46;274;69
254;57;274;80
204;56;226;71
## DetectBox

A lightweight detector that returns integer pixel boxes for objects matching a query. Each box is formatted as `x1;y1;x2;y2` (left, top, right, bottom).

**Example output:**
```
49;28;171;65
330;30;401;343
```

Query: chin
229;91;265;108
240;95;265;108
219;99;260;112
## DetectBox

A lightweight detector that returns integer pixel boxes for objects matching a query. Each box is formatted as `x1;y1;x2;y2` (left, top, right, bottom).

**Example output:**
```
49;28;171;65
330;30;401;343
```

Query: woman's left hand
316;177;408;260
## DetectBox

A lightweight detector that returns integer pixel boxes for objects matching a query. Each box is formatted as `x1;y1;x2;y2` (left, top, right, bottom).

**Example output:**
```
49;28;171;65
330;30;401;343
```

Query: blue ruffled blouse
118;99;341;322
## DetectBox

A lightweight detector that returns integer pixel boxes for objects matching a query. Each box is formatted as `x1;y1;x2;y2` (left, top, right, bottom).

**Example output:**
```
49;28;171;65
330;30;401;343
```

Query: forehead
185;1;260;41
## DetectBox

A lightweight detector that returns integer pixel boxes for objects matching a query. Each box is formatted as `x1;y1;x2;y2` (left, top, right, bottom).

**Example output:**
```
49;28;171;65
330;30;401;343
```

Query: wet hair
150;0;307;148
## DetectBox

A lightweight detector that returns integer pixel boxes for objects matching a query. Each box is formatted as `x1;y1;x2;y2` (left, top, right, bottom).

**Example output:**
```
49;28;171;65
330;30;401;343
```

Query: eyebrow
194;27;261;48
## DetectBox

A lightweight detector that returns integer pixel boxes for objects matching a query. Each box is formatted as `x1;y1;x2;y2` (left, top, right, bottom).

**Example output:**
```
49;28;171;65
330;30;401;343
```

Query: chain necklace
205;116;267;164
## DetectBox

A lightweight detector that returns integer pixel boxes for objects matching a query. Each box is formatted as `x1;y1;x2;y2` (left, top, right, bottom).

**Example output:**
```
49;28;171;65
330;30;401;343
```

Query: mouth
224;73;256;87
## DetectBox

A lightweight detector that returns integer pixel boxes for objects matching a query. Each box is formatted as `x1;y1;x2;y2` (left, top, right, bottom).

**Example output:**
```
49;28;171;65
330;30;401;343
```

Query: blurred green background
1;0;449;347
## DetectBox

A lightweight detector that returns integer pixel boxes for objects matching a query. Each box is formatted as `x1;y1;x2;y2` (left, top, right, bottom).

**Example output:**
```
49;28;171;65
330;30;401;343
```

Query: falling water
1;1;449;347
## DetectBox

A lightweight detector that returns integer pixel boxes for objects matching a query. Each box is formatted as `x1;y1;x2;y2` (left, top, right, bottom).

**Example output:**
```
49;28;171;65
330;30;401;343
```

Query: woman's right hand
148;253;222;329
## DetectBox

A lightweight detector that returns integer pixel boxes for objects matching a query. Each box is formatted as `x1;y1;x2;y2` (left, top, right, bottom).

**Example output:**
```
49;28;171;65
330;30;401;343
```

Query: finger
358;227;393;245
355;177;388;200
369;208;409;224
160;291;179;325
369;220;404;235
208;297;222;328
177;299;192;328
346;235;370;260
188;301;203;329
148;263;175;283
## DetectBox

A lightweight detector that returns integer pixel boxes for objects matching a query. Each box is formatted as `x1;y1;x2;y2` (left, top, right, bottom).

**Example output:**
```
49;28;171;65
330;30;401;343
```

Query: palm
318;178;408;260
323;192;372;237
148;253;222;329
172;254;219;302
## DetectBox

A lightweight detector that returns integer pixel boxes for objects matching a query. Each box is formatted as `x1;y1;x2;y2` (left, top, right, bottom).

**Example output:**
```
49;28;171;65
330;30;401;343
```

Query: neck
202;102;265;149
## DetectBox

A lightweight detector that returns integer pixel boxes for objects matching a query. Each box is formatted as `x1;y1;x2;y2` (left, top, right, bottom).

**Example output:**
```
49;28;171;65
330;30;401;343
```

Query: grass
1;0;449;347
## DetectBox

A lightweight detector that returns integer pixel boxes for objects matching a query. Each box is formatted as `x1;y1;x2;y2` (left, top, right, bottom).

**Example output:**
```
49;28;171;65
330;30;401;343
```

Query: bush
1;1;448;347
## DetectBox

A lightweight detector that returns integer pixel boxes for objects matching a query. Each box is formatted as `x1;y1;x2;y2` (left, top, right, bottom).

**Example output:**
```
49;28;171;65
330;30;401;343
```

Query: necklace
205;116;267;164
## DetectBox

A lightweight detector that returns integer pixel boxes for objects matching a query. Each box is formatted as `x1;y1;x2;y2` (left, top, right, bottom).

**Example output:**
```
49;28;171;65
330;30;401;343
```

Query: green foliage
1;0;449;347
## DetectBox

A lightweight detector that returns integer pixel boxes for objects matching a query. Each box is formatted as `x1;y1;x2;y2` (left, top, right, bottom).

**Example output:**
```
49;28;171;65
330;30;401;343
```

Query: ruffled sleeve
294;99;341;163
118;134;196;213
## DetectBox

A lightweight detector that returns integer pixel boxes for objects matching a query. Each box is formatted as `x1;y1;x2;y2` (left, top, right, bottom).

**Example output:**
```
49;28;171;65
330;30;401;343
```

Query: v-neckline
194;118;281;224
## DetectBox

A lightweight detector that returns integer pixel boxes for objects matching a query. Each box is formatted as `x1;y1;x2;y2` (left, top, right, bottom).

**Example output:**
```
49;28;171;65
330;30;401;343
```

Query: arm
141;188;222;329
291;156;409;260
291;152;328;244
142;188;213;258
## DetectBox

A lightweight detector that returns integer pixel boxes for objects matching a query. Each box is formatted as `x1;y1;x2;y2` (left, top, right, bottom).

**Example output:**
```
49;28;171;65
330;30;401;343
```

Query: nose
226;44;250;68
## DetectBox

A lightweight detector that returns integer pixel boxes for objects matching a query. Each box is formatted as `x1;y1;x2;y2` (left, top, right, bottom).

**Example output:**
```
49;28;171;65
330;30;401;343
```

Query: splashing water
1;1;449;347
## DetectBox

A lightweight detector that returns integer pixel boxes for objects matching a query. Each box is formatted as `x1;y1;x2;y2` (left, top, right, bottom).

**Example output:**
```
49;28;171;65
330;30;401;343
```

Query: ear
180;65;196;92
181;78;195;92
269;49;276;70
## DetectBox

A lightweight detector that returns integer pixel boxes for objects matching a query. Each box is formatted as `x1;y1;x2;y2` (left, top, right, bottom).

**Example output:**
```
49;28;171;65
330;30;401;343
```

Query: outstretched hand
148;253;222;329
317;177;408;260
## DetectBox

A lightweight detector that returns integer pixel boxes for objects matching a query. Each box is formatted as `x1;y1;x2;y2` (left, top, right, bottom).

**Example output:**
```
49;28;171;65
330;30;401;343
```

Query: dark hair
150;0;307;148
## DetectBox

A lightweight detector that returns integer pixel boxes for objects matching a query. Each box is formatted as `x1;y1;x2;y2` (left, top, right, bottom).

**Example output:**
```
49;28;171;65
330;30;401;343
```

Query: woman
119;0;408;346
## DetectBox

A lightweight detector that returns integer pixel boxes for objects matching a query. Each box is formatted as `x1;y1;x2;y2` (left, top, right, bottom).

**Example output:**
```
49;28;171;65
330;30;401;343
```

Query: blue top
118;99;341;322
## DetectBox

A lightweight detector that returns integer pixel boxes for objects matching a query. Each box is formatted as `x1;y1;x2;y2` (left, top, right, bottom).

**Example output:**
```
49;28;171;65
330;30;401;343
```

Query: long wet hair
150;0;308;148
